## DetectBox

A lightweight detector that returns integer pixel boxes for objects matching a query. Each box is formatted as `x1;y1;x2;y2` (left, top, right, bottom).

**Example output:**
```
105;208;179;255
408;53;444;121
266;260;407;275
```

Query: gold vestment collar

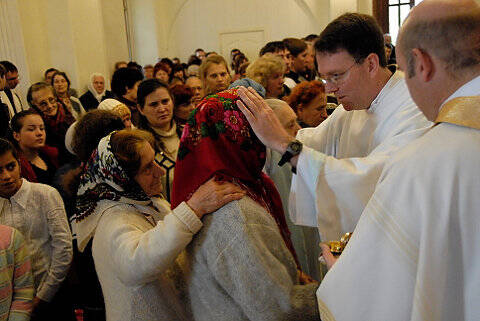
435;96;480;130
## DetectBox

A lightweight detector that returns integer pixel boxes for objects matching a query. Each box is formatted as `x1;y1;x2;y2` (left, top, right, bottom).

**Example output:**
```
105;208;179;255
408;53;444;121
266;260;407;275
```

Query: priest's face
316;50;372;111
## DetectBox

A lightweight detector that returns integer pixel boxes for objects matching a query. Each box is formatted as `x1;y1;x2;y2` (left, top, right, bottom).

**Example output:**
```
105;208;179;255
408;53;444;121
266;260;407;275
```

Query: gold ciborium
325;232;353;256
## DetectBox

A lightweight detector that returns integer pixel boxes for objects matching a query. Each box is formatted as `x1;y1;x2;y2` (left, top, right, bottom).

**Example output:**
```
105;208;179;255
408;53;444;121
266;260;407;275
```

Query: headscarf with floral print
171;88;299;266
73;133;152;251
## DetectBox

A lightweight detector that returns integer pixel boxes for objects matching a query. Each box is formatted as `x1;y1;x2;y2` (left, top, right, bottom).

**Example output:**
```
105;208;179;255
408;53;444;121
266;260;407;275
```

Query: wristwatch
278;139;303;167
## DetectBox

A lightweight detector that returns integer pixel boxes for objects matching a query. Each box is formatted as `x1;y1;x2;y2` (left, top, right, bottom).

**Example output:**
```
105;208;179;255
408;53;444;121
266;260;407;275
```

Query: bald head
398;0;480;77
409;0;476;20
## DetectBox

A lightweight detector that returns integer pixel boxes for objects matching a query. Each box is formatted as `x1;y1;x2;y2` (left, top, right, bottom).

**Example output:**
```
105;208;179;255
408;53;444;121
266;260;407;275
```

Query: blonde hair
246;53;286;90
199;55;230;95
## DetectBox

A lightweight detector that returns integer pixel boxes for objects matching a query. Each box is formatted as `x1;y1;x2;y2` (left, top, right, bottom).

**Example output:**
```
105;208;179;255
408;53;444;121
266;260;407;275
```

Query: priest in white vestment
291;67;430;241
237;13;431;242
318;1;480;320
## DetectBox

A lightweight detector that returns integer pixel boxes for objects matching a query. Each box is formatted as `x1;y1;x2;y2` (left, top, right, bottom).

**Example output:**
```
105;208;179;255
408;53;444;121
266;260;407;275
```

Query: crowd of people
0;0;478;320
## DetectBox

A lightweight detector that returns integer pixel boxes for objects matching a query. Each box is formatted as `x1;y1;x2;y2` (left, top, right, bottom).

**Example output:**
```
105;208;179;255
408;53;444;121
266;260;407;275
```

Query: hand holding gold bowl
323;232;353;257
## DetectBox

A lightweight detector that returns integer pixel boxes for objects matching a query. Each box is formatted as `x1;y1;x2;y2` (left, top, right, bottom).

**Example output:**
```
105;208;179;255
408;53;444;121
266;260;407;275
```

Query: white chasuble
317;76;480;321
290;70;431;241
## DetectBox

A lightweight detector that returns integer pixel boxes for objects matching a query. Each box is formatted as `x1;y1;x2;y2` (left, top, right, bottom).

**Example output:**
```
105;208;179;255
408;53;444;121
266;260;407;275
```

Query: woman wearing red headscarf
172;87;319;321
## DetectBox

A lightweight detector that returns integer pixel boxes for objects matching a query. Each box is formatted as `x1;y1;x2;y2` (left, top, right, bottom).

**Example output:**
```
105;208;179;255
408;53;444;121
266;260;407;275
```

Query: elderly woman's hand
186;177;246;218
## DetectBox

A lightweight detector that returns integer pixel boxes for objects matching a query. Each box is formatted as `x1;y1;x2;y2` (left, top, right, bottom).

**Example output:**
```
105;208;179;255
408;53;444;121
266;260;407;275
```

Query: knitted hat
228;77;266;98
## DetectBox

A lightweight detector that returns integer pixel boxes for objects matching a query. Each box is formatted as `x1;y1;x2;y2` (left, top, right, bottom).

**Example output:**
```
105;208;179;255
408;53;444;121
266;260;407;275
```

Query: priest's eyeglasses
320;62;357;86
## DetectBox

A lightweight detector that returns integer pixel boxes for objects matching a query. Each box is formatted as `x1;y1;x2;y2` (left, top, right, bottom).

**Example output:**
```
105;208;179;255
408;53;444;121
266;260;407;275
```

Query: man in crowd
259;41;293;71
195;48;206;61
143;64;154;79
237;13;431;242
0;61;25;116
383;33;396;64
283;38;311;88
318;1;480;320
111;67;144;126
259;41;294;97
185;75;205;106
0;65;11;137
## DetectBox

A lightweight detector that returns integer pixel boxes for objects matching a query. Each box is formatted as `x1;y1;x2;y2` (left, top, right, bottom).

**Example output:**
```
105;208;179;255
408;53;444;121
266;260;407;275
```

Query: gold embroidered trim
317;298;337;321
435;96;480;130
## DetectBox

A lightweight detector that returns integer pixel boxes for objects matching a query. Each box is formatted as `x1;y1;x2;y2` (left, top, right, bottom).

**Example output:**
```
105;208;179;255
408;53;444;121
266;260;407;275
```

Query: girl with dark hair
51;71;86;120
10;110;59;185
137;79;181;201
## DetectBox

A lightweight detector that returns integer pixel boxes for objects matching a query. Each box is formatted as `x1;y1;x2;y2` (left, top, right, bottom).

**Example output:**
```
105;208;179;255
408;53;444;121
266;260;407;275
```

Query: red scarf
18;145;59;182
43;101;75;136
171;89;299;266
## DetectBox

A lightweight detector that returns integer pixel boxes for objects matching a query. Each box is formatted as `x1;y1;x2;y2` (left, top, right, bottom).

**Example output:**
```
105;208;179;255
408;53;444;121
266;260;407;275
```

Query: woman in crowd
246;53;287;99
170;84;195;131
11;110;59;185
51;71;86;120
137;79;181;202
153;62;170;84
97;98;134;129
0;138;73;320
72;129;244;320
79;73;114;111
27;82;76;163
285;80;328;128
172;88;319;321
199;55;231;96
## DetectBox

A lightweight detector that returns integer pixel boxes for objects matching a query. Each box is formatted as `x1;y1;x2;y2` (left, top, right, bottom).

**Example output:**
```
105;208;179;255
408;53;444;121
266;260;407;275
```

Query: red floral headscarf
171;88;299;266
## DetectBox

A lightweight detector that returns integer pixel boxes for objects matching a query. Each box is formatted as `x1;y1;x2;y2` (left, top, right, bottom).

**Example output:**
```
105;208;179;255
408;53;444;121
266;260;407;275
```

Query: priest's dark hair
315;13;387;68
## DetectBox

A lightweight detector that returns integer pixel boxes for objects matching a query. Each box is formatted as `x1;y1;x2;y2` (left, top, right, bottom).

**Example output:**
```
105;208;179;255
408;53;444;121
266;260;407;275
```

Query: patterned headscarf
171;88;299;266
73;133;152;251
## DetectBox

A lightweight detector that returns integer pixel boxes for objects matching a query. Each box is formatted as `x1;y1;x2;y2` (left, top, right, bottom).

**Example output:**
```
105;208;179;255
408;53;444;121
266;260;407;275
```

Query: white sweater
92;199;202;321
